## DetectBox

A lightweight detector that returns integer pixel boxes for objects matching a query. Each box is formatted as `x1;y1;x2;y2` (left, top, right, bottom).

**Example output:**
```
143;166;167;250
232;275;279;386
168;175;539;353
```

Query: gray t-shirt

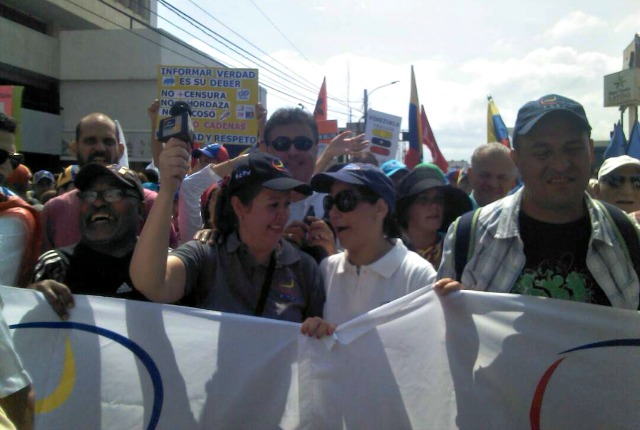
171;232;325;322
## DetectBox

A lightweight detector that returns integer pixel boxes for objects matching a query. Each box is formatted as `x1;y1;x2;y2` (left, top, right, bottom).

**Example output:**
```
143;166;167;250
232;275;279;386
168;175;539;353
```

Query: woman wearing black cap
396;163;473;268
130;139;325;322
301;163;436;338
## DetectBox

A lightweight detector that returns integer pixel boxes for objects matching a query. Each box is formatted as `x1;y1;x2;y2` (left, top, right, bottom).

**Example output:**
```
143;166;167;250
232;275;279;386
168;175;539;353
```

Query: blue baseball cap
311;163;396;212
381;160;408;178
34;170;55;184
513;94;591;141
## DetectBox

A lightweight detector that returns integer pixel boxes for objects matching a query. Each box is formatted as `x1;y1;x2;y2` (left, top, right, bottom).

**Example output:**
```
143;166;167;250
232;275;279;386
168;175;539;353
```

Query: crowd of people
1;92;640;428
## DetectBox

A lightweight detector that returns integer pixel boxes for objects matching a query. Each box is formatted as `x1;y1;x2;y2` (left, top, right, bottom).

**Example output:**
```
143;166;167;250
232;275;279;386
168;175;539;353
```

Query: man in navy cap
436;94;640;310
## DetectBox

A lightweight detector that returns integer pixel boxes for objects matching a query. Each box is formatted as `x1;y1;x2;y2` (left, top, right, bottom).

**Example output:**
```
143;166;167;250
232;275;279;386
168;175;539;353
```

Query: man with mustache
30;164;148;319
41;113;177;250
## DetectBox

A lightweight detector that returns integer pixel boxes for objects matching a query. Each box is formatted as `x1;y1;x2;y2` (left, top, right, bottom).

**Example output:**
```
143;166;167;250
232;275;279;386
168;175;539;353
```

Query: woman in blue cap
131;142;325;323
301;163;436;337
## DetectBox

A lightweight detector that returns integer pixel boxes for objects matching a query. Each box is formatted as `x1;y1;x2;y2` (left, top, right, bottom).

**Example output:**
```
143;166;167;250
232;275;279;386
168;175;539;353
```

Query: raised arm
130;138;190;303
314;131;368;175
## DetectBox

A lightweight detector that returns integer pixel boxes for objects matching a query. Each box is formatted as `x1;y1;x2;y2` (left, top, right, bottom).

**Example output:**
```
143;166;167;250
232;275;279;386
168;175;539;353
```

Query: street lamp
363;80;399;130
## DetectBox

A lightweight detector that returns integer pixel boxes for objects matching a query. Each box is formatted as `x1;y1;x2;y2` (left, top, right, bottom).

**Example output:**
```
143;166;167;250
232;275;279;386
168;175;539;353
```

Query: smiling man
436;94;640;310
29;164;148;319
41;113;177;250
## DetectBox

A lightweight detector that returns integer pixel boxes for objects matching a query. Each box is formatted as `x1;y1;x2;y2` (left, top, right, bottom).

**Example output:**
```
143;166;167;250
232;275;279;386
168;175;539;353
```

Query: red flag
421;105;448;172
313;77;327;121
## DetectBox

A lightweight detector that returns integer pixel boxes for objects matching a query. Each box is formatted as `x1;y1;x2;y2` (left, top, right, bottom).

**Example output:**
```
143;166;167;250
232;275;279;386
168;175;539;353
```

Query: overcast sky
157;0;639;161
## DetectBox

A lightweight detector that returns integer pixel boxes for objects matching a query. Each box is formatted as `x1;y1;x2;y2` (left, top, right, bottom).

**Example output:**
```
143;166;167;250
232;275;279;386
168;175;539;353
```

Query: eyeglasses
77;189;140;203
0;149;25;169
413;192;444;206
268;136;314;152
323;189;369;213
601;174;640;189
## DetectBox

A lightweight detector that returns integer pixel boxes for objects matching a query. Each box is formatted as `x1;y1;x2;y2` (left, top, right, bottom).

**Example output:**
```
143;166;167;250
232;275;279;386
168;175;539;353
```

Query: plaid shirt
438;188;640;310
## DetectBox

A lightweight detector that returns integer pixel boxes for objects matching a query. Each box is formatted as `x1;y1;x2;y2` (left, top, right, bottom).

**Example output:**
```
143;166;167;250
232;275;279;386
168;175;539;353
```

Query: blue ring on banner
10;321;163;430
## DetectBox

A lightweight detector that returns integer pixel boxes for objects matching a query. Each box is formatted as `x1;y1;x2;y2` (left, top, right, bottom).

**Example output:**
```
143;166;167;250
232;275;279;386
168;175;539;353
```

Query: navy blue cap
311;163;396;212
227;152;312;195
514;94;591;139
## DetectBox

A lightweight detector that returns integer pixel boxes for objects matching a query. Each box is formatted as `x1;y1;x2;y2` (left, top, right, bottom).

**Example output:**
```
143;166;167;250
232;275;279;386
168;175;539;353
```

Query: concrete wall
58;28;226;161
0;16;60;79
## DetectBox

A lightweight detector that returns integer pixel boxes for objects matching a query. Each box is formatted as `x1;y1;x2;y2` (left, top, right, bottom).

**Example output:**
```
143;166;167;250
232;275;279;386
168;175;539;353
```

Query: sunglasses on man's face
0;149;24;169
268;136;315;152
323;189;369;213
601;174;640;189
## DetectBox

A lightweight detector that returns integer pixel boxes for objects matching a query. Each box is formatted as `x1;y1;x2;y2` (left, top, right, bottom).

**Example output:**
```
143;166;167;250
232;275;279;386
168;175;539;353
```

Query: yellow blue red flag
404;66;422;169
487;95;510;148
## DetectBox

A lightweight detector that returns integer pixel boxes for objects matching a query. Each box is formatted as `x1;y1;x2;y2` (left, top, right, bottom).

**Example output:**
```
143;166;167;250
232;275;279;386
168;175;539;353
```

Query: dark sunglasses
323;189;369;213
77;189;140;203
601;174;640;189
268;136;314;152
0;149;25;169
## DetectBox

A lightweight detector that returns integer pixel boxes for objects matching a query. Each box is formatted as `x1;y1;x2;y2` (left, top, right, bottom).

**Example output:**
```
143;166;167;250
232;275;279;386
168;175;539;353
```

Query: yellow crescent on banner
35;337;76;413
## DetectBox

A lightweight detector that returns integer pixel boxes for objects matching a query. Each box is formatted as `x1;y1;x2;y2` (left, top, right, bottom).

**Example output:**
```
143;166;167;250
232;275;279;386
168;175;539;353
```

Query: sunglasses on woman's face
268;136;315;152
601;174;640;189
323;189;367;213
0;149;24;169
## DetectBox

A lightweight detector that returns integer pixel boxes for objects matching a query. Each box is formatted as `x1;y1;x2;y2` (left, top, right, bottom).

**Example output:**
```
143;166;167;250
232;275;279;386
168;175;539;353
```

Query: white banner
2;285;640;429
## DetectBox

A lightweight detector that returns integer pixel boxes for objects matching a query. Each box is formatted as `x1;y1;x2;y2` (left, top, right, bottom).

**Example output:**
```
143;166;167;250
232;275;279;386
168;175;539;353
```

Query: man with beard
41;113;177;250
29;164;148;319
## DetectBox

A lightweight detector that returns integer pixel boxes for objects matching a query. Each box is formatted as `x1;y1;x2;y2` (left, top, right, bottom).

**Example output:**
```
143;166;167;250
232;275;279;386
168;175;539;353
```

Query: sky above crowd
157;0;639;161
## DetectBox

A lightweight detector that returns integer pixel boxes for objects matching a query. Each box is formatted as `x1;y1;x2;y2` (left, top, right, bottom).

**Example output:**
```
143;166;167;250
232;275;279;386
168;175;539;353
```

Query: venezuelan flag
404;66;422;169
487;95;510;148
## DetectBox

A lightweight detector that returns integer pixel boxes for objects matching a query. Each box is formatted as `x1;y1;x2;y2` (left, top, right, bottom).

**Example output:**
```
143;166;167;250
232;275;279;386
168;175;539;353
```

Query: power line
68;0;356;121
164;0;353;109
156;1;354;117
247;0;311;63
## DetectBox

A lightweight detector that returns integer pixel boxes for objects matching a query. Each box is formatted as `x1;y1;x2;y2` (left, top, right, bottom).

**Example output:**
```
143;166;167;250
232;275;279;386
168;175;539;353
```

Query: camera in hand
157;101;195;147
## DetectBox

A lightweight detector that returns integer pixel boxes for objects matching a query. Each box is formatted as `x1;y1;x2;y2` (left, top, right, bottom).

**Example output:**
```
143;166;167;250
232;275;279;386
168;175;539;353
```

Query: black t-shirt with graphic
512;211;611;306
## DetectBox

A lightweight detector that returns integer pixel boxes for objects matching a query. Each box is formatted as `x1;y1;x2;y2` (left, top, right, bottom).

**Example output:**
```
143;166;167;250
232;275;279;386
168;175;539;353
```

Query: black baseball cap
513;94;591;139
227;152;312;195
75;163;144;200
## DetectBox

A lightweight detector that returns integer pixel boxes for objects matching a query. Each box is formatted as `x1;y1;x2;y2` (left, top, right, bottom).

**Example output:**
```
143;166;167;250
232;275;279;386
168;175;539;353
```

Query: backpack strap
596;201;640;281
454;208;481;282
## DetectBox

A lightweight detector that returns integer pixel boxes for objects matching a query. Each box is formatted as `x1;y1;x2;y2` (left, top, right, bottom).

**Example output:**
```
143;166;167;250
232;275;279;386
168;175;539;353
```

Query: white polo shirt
322;239;436;325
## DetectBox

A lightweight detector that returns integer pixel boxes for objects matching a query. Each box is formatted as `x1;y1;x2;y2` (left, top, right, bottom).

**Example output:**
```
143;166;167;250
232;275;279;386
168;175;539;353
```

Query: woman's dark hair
356;185;401;239
213;179;263;243
200;186;220;229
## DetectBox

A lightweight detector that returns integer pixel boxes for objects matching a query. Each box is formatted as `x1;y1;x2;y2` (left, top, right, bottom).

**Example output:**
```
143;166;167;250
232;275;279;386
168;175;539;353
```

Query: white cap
598;155;640;180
